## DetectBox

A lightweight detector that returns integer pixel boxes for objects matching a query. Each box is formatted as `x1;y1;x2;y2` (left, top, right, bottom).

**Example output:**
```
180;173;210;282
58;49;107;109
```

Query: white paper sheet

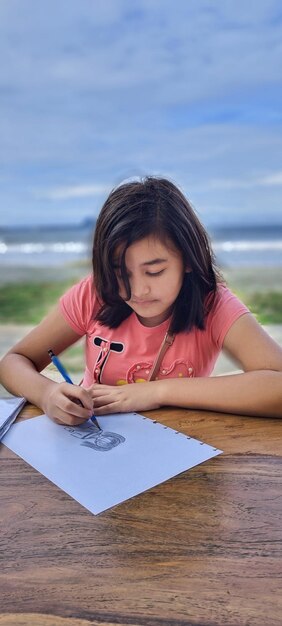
3;412;222;514
0;397;26;440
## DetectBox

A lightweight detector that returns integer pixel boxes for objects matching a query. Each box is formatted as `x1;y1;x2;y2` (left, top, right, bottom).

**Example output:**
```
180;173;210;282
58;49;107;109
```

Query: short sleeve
207;285;250;349
59;275;98;335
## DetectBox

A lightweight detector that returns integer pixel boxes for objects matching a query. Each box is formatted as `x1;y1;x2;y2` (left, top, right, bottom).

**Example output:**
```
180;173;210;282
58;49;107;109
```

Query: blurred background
1;0;282;383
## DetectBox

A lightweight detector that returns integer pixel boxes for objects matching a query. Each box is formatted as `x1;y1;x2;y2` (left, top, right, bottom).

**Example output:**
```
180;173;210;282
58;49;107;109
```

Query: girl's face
114;235;186;327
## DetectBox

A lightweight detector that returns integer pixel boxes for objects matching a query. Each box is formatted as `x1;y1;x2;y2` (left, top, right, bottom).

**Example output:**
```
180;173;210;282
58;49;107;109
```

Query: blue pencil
48;349;101;431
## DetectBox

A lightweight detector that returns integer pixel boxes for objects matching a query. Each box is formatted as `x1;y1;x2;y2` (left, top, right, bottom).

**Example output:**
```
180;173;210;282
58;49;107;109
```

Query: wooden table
1;403;282;626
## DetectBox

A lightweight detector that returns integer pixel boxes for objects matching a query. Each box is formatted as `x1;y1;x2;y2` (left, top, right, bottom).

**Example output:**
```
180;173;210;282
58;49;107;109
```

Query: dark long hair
92;176;221;333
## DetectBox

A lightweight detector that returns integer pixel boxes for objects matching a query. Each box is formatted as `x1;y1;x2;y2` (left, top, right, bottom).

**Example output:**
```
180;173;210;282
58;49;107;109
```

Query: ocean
0;223;282;269
0;225;93;268
210;224;282;268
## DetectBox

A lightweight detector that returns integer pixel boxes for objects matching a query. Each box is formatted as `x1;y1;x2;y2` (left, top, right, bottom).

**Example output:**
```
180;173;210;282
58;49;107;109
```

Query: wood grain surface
1;403;282;626
0;617;130;626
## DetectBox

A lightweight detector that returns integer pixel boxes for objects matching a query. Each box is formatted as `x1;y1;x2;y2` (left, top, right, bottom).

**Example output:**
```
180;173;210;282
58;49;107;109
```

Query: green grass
0;281;73;324
0;280;86;374
0;280;282;326
243;291;282;324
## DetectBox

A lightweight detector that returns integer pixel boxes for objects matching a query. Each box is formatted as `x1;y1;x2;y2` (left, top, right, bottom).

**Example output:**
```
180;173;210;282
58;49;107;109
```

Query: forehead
114;235;181;263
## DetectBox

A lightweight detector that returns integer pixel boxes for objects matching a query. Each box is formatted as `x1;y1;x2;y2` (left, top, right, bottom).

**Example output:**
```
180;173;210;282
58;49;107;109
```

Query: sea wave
0;241;88;255
0;235;282;268
213;240;282;252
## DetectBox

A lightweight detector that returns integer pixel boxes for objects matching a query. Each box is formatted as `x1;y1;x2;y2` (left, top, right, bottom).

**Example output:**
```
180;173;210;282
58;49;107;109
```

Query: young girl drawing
1;177;282;422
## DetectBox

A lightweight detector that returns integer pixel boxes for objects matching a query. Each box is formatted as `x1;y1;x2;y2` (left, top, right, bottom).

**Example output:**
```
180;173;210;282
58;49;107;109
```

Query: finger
91;384;117;395
92;388;119;401
51;410;89;426
59;382;93;410
93;384;112;390
94;402;122;415
85;383;102;392
93;393;121;408
58;384;93;418
60;398;93;420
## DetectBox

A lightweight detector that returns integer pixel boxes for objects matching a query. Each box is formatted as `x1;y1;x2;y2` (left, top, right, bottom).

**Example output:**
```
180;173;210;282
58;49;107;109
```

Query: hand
42;381;94;425
87;381;164;415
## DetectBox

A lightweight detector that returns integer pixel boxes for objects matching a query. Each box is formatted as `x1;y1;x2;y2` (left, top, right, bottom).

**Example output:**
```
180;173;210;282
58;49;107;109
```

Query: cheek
159;283;177;303
163;271;184;293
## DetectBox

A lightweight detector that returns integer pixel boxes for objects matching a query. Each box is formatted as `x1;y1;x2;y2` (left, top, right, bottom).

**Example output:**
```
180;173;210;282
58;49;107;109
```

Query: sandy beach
1;263;282;398
1;262;282;291
0;261;91;286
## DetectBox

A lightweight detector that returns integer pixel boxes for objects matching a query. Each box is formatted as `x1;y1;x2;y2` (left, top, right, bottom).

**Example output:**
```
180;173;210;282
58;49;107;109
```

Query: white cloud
42;184;111;200
198;170;282;191
1;0;281;99
261;171;282;186
0;0;282;225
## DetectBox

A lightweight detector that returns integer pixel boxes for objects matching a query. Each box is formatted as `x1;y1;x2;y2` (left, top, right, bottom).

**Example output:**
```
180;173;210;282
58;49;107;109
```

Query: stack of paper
0;397;26;440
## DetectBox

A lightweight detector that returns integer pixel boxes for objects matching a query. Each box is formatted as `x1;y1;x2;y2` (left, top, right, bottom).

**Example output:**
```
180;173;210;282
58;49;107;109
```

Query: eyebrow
141;258;167;266
113;257;167;267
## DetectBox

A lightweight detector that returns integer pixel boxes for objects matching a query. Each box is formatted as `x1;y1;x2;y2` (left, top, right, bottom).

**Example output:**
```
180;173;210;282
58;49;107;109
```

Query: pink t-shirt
59;275;249;387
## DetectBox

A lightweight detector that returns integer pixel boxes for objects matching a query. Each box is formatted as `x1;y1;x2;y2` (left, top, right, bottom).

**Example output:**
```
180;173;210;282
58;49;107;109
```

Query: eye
146;269;165;277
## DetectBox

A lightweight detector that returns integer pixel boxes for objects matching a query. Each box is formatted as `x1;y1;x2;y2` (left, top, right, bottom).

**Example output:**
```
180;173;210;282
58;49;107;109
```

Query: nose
130;274;150;299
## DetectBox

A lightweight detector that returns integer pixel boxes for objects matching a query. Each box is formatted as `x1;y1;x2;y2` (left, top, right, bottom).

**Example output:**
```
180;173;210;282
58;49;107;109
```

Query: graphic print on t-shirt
92;336;124;383
91;333;195;385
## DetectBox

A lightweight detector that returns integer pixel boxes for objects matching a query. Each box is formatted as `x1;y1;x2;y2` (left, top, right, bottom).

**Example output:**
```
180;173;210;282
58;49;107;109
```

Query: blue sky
1;0;282;227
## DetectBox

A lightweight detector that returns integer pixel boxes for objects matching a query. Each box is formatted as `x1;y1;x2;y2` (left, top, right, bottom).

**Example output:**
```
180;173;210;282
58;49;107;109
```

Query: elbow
267;370;282;418
0;353;8;382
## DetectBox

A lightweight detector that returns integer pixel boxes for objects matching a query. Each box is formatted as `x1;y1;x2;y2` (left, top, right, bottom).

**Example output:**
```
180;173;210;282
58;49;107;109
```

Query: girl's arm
91;314;282;418
0;305;93;424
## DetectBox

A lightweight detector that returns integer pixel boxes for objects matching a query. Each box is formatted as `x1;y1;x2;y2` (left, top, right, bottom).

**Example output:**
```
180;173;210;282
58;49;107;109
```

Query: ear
185;266;192;273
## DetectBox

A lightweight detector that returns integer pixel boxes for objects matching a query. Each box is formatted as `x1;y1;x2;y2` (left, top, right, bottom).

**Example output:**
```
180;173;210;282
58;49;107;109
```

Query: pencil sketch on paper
63;422;125;452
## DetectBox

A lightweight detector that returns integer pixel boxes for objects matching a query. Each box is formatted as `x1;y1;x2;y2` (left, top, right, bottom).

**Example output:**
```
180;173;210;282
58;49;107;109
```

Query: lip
131;299;157;305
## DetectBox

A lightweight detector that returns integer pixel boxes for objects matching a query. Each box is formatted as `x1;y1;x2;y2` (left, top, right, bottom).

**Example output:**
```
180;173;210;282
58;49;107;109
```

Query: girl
1;177;282;422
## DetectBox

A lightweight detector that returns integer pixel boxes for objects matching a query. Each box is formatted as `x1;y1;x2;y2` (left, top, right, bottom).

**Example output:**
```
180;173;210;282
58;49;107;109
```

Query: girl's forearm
157;370;282;418
0;353;56;409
